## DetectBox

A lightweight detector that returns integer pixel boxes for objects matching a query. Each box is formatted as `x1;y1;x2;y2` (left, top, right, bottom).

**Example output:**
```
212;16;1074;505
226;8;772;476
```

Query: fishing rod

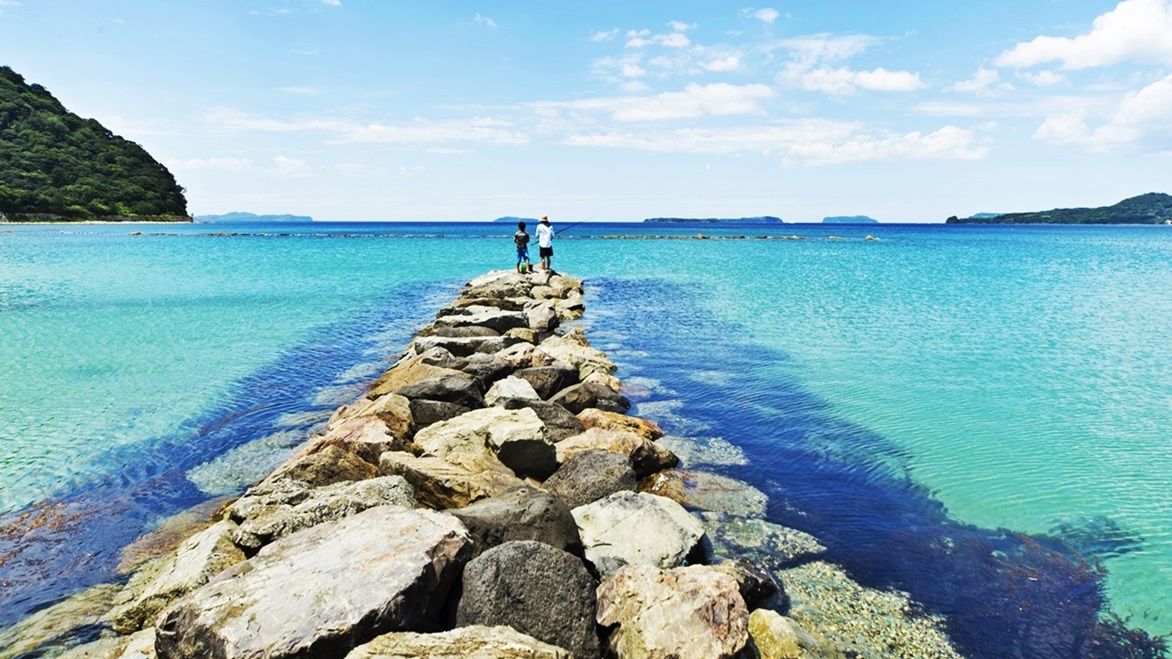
554;214;598;236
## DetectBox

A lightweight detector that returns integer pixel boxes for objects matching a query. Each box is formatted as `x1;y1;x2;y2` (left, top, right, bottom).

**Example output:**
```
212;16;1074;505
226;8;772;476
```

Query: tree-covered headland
0;66;189;222
947;193;1172;225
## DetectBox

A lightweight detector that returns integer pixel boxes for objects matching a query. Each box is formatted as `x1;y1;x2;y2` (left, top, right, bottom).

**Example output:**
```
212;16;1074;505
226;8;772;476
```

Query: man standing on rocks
536;215;555;273
514;221;532;274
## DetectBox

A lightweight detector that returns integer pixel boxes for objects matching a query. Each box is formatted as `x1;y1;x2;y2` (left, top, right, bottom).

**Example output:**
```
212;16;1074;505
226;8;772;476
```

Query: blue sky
2;0;1170;221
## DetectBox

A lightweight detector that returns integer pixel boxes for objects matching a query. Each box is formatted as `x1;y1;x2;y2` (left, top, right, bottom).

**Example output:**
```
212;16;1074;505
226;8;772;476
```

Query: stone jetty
6;270;961;659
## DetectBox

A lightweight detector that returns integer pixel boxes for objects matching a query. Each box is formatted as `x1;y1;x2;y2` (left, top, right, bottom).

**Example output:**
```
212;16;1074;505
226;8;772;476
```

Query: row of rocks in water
7;269;958;659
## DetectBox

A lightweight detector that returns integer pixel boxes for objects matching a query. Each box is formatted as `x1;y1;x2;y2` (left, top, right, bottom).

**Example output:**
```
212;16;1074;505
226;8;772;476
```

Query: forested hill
946;193;1172;225
0;66;188;221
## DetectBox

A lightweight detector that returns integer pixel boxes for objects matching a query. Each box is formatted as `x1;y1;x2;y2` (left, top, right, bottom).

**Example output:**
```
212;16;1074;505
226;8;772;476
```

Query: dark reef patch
589;277;1166;659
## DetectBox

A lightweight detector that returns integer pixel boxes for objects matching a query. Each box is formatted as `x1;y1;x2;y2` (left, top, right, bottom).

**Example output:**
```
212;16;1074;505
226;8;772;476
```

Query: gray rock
457;541;600;659
228;476;416;553
571;491;705;579
697;513;827;572
513;365;578;400
414;407;556;481
549;383;630;415
456;354;513;387
556;429;678;478
58;628;157;659
344;625;570;659
712;558;783;611
639;469;769;517
412;335;520;357
109;521;245;633
484;376;541;407
596;564;749;659
420;324;501;338
542;449;636;509
434;307;530;333
525;301;559;333
451;485;581;558
395;375;484;410
155;506;471;659
498;398;586;442
409;399;473;428
379;452;524;510
745;609;844;659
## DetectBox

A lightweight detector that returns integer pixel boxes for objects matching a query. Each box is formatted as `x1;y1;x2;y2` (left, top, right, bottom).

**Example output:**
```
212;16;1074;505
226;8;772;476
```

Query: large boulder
419;323;501;338
412;335;520;358
155;506;471;659
537;330;615;380
451;485;581;558
571;491;705;579
548;383;630;415
300;415;409;466
576;409;662;441
498;398;586;442
640;469;769;517
344;626;570;659
513;365;578;400
109;521;245;633
263;445;378;488
434;306;530;333
395;375;484;410
542;449;636;509
697;513;827;572
456;353;513;387
368;357;470;399
380;452;523;510
414;407;556;480
484;376;541;407
58;628;156;659
525;301;559;333
456;541;600;659
330;393;415;443
595;564;749;659
555;429;678;478
408;399;473;428
227;476;416;553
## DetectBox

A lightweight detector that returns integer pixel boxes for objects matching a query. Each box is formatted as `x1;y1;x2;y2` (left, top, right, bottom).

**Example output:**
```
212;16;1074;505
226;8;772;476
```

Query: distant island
493;216;538;223
822;215;878;224
195;212;313;223
0;66;189;223
947;193;1172;225
643;216;783;224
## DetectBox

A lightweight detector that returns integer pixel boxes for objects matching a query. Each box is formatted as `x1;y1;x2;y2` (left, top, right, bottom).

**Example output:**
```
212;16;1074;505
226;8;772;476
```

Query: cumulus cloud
624;26;691;48
951;68;1014;95
561;120;987;165
621;63;647;78
755;8;780;24
667;20;697;32
1033;73;1172;150
474;13;497;28
590;29;619;42
1019;70;1065;87
534;82;773;122
703;55;741;72
996;0;1172;69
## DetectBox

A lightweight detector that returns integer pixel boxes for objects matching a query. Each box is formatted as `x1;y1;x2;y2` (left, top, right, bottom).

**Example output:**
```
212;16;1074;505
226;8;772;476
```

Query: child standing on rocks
514;221;532;274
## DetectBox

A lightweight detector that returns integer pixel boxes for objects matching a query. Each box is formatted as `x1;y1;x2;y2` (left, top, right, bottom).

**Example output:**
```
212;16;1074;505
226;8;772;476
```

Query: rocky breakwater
19;269;961;659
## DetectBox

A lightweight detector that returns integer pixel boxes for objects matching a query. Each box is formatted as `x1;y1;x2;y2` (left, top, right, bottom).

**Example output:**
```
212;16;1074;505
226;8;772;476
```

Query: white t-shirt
536;222;554;248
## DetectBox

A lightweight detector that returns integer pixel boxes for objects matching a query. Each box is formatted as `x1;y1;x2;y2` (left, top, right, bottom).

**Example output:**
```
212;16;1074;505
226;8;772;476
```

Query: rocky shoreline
2;270;959;659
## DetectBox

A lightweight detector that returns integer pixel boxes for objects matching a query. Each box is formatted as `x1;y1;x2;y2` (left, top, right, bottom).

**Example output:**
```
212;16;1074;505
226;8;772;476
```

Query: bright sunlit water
2;221;1170;652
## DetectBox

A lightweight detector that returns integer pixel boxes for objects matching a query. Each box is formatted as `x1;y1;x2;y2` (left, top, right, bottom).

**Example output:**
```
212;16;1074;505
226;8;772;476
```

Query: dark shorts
539;246;553;258
516;247;529;262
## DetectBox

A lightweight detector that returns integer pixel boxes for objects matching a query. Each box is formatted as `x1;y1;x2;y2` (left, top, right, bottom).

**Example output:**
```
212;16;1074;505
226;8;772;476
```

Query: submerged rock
456;541;600;659
0;583;122;659
744;609;842;659
344;625;570;659
571;491;705;579
698;513;827;571
155;506;471;659
596;564;749;659
640;469;769;517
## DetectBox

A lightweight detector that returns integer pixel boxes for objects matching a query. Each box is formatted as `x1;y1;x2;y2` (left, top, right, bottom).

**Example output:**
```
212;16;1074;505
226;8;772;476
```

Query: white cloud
625;29;651;48
321;0;340;6
778;34;880;64
1034;73;1172;150
656;32;690;48
786;65;925;95
535;82;773;122
1019;70;1065;87
996;0;1172;69
951;68;1014;95
590;29;619;42
624;27;690;48
667;20;697;32
703;55;741;72
397;165;427;177
755;8;780;24
272;156;311;177
621;63;647;78
561;120;987;165
204;107;528;146
474;14;497;28
165;157;253;171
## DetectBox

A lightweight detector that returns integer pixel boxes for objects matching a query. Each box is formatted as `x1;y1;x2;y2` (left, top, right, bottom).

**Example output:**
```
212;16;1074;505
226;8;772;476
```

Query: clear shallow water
1;221;1170;651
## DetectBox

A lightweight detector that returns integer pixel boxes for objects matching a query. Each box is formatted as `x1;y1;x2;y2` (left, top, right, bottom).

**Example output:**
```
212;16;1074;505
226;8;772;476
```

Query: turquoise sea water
2;221;1170;653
